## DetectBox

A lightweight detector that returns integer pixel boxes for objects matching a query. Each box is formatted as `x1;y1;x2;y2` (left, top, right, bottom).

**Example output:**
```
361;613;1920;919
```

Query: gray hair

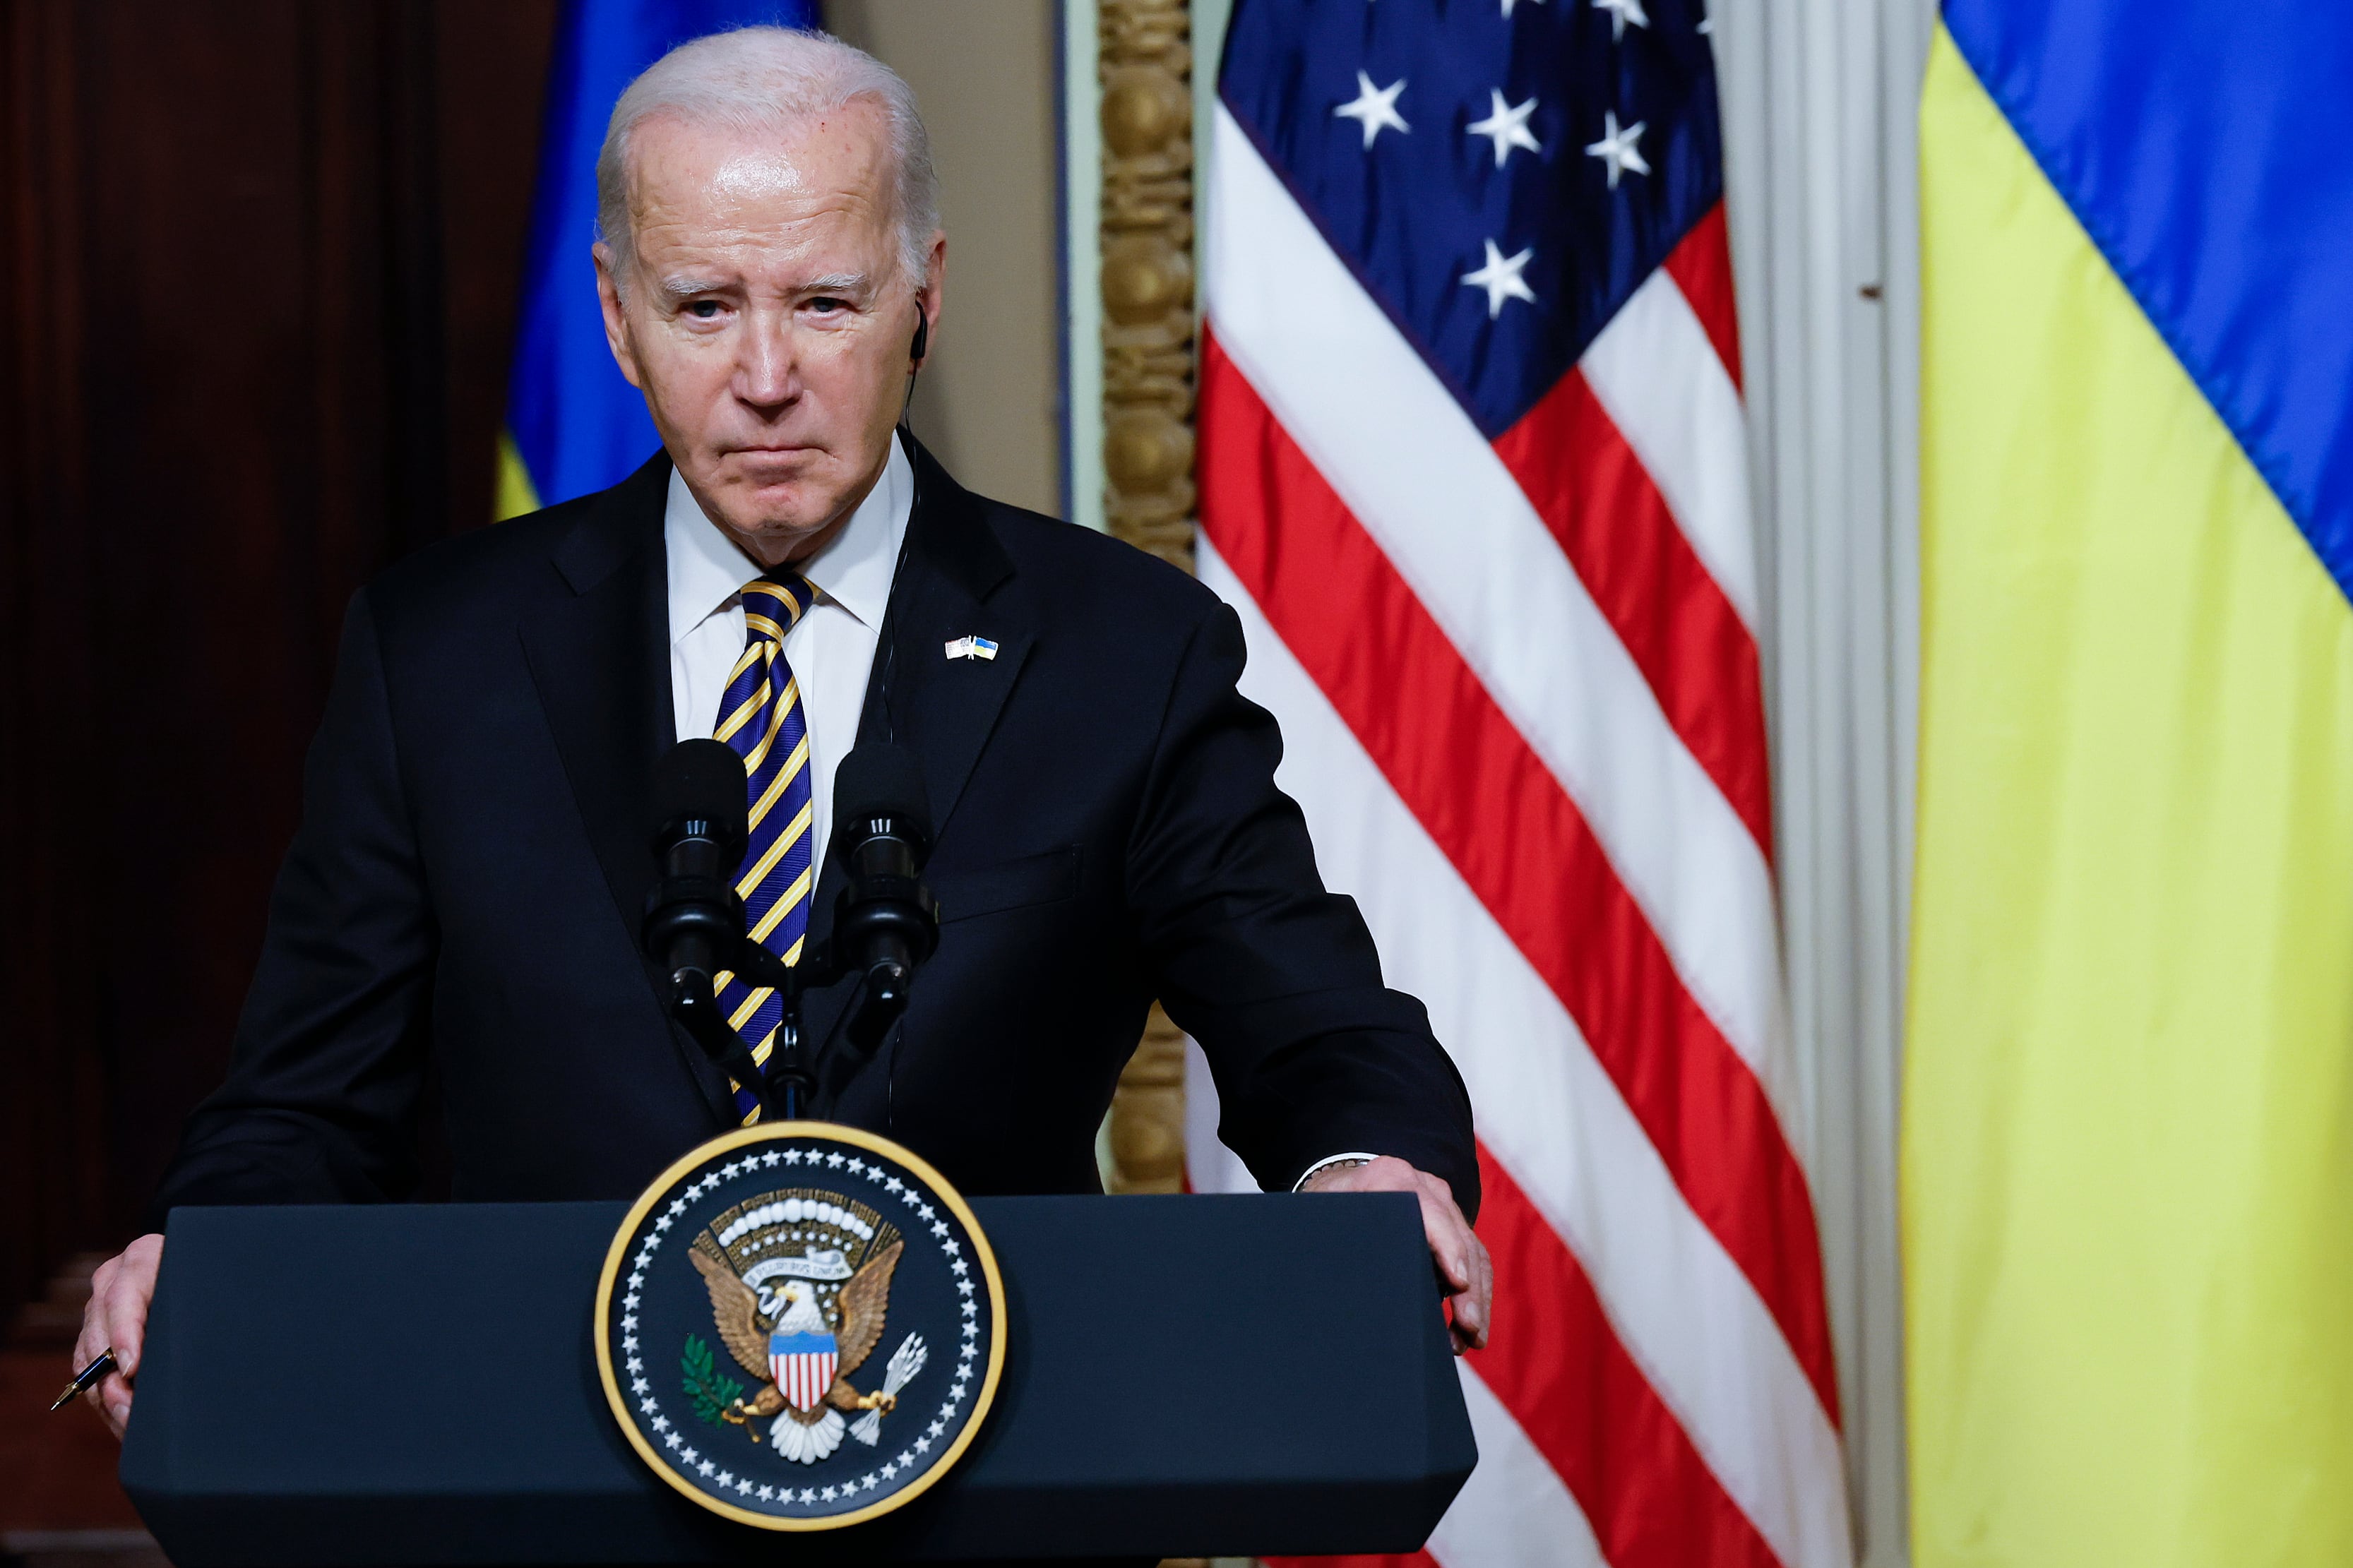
595;27;940;296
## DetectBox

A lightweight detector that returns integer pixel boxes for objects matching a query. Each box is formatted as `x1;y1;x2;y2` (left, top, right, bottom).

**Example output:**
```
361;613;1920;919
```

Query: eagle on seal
691;1241;923;1463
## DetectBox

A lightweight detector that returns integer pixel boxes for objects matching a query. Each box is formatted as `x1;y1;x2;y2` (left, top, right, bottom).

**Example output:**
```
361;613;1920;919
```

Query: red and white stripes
1189;107;1851;1568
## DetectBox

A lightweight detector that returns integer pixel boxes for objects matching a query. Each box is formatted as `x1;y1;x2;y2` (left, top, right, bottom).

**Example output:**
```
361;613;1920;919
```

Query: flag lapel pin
944;635;1000;662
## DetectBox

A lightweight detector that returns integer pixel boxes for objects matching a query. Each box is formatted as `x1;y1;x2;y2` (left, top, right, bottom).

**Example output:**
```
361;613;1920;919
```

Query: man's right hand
74;1234;163;1439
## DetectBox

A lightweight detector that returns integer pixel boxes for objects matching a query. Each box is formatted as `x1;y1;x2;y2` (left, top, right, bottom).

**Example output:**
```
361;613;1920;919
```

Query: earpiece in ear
910;301;929;365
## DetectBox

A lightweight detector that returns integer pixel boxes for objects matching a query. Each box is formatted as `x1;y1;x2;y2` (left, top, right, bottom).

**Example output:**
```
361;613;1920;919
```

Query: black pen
51;1349;116;1413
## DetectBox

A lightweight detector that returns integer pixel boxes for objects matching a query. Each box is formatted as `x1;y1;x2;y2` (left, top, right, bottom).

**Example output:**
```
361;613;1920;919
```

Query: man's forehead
627;112;896;281
630;104;893;203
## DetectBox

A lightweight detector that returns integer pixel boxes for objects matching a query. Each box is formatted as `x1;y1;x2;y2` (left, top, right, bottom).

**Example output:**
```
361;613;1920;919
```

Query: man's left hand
1301;1155;1491;1353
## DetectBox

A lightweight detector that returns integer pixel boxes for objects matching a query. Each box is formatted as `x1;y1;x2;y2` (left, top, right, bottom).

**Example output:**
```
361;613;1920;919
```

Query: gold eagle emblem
687;1188;929;1464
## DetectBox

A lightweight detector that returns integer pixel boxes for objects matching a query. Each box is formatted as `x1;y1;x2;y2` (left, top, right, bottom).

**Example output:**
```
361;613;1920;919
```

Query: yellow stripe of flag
1907;30;2353;1564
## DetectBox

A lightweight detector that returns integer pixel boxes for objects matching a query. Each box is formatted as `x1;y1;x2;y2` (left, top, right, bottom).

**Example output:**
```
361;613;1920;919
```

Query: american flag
1188;1;1853;1564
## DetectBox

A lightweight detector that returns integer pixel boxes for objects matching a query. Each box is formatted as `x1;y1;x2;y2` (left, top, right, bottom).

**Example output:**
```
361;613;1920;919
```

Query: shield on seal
769;1328;838;1413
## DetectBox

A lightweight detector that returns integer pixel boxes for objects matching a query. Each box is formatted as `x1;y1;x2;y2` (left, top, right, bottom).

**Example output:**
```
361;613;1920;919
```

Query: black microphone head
653;738;749;857
834;743;931;851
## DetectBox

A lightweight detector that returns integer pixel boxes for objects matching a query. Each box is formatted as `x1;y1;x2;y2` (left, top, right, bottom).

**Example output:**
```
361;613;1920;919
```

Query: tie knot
740;573;816;646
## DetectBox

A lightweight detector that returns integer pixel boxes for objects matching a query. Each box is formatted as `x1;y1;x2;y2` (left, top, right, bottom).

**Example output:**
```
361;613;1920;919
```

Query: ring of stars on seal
594;1122;1007;1530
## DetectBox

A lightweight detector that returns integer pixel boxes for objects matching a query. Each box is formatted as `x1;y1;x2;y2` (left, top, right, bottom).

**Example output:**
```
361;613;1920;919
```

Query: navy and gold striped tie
712;573;818;1123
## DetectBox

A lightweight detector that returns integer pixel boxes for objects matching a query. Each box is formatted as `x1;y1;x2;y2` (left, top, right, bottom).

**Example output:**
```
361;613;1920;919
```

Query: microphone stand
645;822;932;1121
662;934;848;1122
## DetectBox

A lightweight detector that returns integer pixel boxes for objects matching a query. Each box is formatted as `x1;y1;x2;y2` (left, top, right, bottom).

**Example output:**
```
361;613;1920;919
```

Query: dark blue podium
119;1194;1475;1563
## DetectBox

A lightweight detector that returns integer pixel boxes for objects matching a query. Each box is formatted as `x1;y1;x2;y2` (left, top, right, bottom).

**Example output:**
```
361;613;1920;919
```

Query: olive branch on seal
681;1333;744;1427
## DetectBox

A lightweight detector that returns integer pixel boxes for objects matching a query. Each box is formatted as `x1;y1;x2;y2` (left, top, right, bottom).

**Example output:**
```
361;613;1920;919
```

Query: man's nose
734;315;799;409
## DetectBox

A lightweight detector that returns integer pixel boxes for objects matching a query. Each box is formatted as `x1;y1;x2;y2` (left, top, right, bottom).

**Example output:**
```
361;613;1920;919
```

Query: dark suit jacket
153;443;1477;1221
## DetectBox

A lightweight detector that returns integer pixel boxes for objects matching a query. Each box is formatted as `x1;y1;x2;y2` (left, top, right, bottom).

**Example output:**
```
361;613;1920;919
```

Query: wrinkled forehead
625;102;897;230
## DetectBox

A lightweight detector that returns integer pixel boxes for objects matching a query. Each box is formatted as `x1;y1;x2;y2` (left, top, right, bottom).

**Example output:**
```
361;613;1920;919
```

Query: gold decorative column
1098;0;1195;572
1099;0;1195;1195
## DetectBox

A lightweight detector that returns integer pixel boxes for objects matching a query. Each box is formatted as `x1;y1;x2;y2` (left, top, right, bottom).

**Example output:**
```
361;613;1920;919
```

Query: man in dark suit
76;26;1485;1435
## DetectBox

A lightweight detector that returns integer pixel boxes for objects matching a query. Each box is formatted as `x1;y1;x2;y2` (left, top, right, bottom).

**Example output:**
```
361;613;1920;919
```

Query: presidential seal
594;1123;1006;1530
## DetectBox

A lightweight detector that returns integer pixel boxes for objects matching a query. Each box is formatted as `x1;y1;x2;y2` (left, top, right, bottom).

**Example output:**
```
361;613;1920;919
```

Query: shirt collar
664;433;914;646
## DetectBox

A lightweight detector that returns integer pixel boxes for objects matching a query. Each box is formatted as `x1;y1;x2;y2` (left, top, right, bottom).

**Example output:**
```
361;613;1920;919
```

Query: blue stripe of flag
506;0;817;509
1943;0;2353;599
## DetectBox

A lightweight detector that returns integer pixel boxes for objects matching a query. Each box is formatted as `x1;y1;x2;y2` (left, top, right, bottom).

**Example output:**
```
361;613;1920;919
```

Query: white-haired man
76;27;1487;1437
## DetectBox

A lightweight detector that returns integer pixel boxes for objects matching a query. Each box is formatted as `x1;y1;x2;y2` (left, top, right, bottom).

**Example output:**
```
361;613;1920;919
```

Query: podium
121;1194;1475;1563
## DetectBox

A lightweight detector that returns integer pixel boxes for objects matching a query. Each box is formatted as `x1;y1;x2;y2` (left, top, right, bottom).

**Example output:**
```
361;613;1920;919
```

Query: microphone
645;739;749;990
643;741;768;1105
829;744;940;1050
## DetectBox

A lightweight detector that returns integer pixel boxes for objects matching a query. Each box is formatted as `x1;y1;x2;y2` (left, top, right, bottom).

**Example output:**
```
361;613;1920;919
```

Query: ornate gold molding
1097;0;1194;572
1099;0;1195;1195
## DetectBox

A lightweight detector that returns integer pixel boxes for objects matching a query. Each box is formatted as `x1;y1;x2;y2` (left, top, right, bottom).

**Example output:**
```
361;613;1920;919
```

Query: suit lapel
876;453;1037;842
802;441;1032;926
807;441;1036;1105
518;453;735;1125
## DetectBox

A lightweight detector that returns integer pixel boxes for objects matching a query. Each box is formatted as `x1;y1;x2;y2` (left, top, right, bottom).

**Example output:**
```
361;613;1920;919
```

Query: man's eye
686;301;722;319
808;297;845;314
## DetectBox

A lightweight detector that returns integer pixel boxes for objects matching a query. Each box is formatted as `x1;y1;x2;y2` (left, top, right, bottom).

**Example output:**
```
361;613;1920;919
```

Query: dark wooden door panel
0;0;557;1317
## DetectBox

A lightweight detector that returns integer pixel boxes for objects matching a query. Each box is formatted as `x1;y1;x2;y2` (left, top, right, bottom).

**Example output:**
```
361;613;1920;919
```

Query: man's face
595;105;944;566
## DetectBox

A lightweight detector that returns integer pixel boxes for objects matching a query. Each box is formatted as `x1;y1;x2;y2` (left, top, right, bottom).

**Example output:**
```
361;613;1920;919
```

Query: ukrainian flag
497;0;817;520
1907;1;2353;1563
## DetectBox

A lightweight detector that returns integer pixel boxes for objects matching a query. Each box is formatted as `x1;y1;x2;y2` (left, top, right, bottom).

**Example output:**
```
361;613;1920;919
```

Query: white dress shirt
666;435;913;875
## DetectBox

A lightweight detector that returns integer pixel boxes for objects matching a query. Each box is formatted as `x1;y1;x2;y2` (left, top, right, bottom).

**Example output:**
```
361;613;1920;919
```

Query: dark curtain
0;0;559;1315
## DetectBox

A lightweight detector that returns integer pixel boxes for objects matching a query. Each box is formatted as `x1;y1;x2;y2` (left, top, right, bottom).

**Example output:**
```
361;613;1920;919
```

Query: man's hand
1301;1156;1491;1353
74;1234;164;1438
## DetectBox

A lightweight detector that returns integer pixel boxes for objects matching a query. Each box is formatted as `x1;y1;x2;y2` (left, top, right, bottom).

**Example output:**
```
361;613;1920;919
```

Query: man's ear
592;241;645;390
912;234;947;366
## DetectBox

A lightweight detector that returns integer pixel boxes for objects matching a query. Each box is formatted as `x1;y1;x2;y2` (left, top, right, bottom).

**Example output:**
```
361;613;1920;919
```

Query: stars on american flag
1585;109;1650;187
1463;239;1537;318
1324;1;1688;343
1592;0;1650;41
1467;89;1542;167
1334;71;1410;148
